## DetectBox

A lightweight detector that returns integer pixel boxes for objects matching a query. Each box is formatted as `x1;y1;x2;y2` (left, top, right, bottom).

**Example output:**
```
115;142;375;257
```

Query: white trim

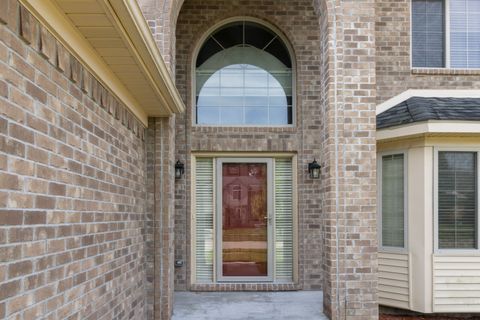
378;151;409;253
433;148;480;254
190;17;297;128
377;120;480;141
376;89;480;115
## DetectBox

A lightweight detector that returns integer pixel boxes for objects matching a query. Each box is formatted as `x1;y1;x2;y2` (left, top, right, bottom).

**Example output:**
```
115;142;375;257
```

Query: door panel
221;163;268;277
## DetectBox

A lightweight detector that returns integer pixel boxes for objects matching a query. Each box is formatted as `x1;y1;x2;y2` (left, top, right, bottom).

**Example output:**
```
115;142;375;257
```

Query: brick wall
145;117;176;320
376;0;480;103
0;1;151;319
173;0;324;291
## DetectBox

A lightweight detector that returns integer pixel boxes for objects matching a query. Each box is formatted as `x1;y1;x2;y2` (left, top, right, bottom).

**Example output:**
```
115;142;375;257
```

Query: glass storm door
216;158;273;281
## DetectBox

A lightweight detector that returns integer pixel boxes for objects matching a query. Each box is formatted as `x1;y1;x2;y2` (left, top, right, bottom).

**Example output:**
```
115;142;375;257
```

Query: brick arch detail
139;0;379;319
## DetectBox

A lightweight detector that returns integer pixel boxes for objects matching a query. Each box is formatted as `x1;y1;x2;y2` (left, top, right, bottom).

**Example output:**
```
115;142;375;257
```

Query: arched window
195;21;293;125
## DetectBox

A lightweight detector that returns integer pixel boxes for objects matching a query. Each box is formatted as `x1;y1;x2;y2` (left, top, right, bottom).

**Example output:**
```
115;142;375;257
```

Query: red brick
26;81;47;104
8;259;33;278
10;52;35;78
35;195;56;209
9;122;34;144
0;210;23;225
0;244;21;262
8;227;34;242
24;210;46;224
0;80;8;98
48;182;65;196
0;172;22;190
39;25;56;65
0;280;21;300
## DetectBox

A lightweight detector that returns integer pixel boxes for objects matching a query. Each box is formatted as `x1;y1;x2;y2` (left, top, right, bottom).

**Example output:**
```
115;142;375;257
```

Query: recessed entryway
172;291;327;320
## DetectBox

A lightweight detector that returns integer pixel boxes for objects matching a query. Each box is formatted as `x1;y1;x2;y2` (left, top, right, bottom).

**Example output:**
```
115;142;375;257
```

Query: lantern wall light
308;159;321;179
175;160;185;179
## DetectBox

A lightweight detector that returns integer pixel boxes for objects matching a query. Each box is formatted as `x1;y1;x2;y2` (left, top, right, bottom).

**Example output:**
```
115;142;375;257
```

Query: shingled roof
377;97;480;129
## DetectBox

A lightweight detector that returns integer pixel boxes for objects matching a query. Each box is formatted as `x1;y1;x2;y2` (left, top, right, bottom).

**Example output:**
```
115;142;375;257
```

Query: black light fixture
175;160;185;179
308;159;321;179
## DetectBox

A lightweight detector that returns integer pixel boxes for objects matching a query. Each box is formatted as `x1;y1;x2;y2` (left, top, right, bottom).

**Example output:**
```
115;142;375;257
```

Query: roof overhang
376;89;480;115
377;120;480;141
19;0;185;126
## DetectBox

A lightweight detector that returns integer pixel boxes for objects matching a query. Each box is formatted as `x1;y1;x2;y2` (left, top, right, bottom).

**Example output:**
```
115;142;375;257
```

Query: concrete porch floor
172;291;328;320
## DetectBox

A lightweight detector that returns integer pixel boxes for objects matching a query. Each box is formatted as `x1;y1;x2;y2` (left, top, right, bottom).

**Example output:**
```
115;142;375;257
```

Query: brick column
147;116;176;320
320;1;378;319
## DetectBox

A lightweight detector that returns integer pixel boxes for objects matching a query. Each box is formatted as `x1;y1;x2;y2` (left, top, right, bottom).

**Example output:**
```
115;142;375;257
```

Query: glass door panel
221;162;268;278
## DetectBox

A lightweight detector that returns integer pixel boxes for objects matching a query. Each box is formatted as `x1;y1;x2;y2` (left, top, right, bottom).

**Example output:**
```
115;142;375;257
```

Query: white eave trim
377;120;480;141
377;89;480;115
104;0;185;115
19;0;185;126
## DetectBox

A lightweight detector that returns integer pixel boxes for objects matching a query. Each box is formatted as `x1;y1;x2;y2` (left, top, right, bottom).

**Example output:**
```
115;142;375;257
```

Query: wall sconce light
308;159;321;179
175;160;185;179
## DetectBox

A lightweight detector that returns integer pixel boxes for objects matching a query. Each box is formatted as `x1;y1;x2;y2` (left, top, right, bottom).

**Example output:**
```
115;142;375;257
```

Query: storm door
216;158;273;281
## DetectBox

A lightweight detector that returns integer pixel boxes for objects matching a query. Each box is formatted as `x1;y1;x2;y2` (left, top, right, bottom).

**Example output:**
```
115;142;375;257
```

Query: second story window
195;21;293;126
412;0;480;68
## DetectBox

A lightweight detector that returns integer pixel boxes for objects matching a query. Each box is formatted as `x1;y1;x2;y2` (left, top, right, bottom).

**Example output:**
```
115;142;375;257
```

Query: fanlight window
195;21;293;125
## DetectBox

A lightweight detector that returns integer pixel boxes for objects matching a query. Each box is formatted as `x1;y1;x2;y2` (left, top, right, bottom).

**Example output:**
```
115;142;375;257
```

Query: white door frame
215;157;274;282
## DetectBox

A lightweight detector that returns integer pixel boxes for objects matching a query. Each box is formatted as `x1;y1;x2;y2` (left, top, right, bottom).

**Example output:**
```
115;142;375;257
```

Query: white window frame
410;0;480;70
377;150;409;253
433;147;480;254
190;17;297;128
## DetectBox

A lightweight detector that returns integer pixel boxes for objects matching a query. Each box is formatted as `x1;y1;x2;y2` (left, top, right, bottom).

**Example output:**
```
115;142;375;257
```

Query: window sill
192;125;297;133
379;248;408;255
412;68;480;75
434;250;480;256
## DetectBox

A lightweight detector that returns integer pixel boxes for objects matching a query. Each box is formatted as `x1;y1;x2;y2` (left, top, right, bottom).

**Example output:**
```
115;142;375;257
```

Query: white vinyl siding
380;154;406;249
274;158;294;281
438;151;477;249
379;252;410;309
433;255;480;312
194;158;215;283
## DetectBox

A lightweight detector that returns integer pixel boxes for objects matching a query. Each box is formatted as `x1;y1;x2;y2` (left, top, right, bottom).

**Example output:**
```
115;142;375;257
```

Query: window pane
245;107;268;124
381;154;405;248
197;63;292;125
220;107;243;124
438;152;477;249
197;107;220;125
195;21;293;125
450;0;480;68
412;0;445;67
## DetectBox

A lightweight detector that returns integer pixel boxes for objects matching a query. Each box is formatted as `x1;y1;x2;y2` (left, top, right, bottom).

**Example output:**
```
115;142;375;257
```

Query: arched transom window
195;21;293;125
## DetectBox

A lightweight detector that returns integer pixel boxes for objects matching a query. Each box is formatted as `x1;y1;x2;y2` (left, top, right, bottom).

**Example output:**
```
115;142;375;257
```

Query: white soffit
20;0;185;125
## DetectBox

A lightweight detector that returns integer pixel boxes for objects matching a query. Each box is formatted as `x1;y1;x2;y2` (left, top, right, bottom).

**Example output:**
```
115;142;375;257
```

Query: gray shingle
377;97;480;129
